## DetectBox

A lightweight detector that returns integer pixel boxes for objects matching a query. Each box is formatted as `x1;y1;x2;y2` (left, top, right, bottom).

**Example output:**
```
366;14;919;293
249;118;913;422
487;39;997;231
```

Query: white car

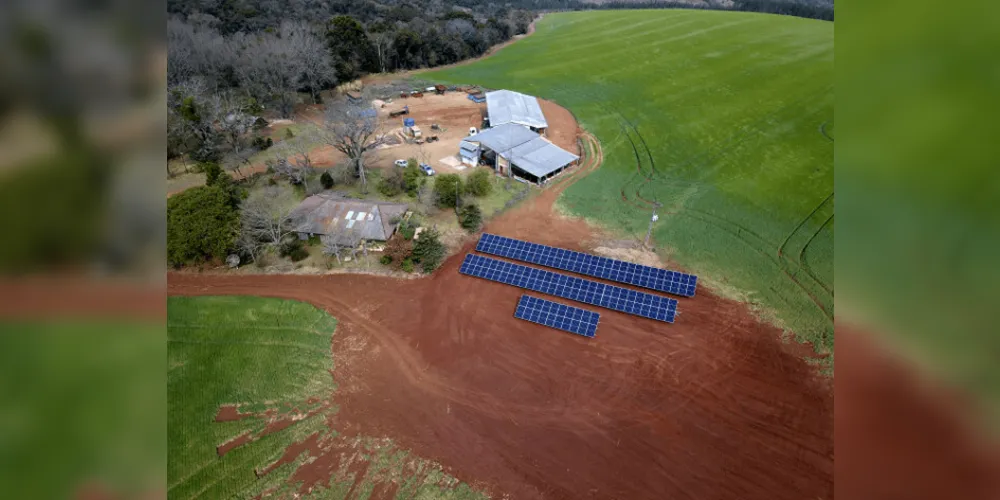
394;159;408;168
419;163;435;176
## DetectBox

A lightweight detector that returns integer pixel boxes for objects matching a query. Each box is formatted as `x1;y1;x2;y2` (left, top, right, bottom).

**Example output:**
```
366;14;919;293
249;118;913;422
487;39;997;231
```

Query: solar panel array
514;295;599;338
476;233;698;297
460;254;678;323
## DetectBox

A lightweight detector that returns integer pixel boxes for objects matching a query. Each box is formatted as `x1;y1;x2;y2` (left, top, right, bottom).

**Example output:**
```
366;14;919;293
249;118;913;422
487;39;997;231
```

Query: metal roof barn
486;90;548;129
462;123;539;153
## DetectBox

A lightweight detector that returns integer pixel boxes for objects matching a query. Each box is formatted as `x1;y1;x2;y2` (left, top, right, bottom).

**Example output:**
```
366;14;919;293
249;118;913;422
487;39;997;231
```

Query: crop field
168;296;485;499
422;10;834;358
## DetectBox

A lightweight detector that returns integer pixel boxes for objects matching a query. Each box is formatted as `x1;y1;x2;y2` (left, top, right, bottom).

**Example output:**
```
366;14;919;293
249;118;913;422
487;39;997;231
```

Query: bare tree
369;31;394;73
240;186;300;250
319;101;387;192
283;22;337;104
321;226;358;265
230;26;304;118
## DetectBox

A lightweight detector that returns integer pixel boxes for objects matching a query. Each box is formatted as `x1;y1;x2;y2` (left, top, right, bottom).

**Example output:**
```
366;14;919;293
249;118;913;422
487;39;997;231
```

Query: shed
462;123;578;184
345;91;363;103
485;90;548;133
459;140;480;166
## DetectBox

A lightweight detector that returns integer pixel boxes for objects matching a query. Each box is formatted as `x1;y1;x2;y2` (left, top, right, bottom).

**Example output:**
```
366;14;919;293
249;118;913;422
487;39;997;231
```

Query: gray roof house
290;193;408;246
462;123;579;184
485;90;548;131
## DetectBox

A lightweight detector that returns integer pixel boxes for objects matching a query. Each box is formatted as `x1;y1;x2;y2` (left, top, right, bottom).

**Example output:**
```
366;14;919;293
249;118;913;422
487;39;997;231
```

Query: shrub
320;170;334;189
459;204;483;232
403;164;423;197
285;128;295;140
167;186;239;267
377;167;405;197
379;255;393;265
400;258;414;273
399;220;416;240
202;162;224;186
411;227;445;273
384;235;413;267
434;174;463;208
252;136;274;150
279;238;309;262
466;168;493;197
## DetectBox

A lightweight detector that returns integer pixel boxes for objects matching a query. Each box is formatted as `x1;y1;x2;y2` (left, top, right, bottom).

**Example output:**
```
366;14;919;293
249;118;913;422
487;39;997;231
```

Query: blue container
403;118;415;127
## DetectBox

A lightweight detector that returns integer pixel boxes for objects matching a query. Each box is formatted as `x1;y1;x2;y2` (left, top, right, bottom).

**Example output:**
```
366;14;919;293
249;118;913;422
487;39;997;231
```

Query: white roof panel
486;90;548;129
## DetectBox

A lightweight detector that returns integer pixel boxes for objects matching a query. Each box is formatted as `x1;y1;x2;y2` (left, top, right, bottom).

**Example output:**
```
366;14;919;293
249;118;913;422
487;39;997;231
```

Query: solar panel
475;233;698;297
514;295;599;338
459;254;678;323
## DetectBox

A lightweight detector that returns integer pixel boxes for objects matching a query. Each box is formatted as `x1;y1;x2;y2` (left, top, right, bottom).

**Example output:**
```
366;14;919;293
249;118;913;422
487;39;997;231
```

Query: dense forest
167;0;831;163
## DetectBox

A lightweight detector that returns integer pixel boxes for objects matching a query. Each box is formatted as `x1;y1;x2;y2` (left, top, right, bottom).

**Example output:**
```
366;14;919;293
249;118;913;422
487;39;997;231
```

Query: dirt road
169;127;835;499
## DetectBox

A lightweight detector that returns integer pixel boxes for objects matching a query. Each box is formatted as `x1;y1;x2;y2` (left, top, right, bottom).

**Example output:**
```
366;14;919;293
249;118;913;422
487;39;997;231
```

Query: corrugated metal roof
290;193;408;246
508;138;579;178
462;123;538;153
486;90;548;129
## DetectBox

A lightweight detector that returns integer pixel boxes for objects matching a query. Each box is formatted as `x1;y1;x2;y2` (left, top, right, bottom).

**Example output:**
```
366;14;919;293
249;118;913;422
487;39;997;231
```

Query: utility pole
644;202;662;249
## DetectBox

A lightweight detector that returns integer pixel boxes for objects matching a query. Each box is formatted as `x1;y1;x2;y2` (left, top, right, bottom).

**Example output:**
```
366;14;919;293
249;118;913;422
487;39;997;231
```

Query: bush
167;186;239;267
466;168;493;197
377;167;405;197
284;128;295;140
279;238;309;262
400;258;414;273
411;227;445;273
202;162;224;186
402;164;423;197
434;174;463;208
459;204;483;232
398;219;417;240
252;136;274;150
379;254;393;265
320;170;334;189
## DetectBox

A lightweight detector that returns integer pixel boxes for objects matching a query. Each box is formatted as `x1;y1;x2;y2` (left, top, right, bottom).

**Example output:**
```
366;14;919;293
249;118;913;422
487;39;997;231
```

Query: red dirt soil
169;108;836;498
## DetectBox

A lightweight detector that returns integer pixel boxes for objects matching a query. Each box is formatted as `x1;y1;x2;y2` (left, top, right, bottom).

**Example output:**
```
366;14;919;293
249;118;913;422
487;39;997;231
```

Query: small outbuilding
345;91;363;103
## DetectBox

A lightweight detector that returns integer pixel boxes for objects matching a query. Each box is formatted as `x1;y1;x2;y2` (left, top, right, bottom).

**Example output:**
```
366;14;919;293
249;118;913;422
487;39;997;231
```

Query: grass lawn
168;296;486;499
421;10;834;361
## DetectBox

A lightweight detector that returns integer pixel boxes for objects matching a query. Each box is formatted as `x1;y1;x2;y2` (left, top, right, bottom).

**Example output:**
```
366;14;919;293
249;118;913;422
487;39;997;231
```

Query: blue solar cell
476;233;698;297
459;254;678;323
513;294;599;338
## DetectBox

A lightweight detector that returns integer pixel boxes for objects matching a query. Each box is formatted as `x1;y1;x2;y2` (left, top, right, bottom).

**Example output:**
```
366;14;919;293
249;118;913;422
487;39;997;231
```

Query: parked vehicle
419;163;435;176
389;105;409;118
394;159;408;168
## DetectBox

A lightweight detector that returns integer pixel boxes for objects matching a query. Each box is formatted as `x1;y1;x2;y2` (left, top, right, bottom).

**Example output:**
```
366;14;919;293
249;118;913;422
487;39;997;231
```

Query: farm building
290;193;408;247
462;123;579;184
459;140;481;166
485;90;548;134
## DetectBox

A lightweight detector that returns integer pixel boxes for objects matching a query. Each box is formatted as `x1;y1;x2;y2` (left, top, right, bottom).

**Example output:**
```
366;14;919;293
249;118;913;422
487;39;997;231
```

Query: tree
378;167;406;197
167;186;240;267
459;204;483;232
411;227;445;273
319;101;387;192
326;15;375;80
320;170;334;189
434;174;463;209
239;186;300;250
465;168;493;197
203;162;225;186
402;163;423;197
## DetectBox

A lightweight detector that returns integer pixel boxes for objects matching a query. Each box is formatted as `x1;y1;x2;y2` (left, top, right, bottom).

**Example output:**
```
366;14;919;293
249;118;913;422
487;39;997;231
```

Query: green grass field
168;296;485;499
422;10;834;359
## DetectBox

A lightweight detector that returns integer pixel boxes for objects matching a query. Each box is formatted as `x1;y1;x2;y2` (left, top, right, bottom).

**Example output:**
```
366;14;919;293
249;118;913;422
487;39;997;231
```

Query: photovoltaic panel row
476;233;698;297
514;295;599;338
459;254;678;323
